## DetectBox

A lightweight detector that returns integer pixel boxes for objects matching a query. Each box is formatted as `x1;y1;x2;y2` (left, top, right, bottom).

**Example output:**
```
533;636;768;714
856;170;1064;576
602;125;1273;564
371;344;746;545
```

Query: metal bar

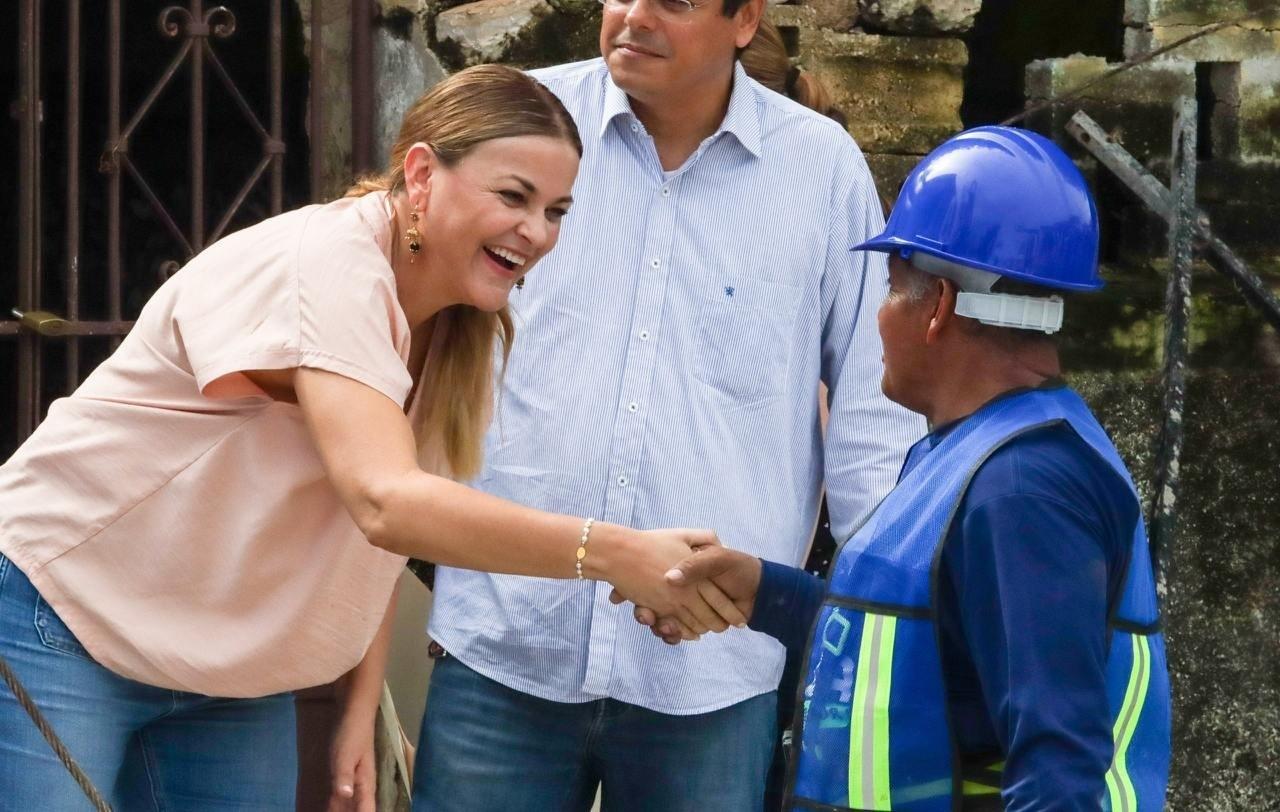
310;0;324;200
208;154;273;244
66;0;83;389
120;155;197;257
31;0;45;425
0;321;135;338
271;0;284;213
204;46;270;140
115;41;194;146
1149;97;1197;601
16;0;39;438
1067;111;1280;332
351;0;375;176
191;0;206;252
108;0;123;324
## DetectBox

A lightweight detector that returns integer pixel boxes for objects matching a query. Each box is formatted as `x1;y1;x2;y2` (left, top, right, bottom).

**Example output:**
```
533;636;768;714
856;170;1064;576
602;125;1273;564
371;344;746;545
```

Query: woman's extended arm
292;366;745;632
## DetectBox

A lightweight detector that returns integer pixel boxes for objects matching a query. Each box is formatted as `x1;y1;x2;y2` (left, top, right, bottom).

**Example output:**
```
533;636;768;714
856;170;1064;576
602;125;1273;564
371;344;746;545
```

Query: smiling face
600;0;762;111
410;135;580;313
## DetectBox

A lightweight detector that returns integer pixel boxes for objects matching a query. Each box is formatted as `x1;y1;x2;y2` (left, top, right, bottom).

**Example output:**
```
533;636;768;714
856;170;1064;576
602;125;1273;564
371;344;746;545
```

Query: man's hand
602;529;749;639
619;547;763;645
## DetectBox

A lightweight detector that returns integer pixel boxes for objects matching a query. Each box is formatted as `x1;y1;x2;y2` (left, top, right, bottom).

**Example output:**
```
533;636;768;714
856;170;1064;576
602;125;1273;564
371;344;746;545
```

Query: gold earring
405;206;422;261
515;277;525;290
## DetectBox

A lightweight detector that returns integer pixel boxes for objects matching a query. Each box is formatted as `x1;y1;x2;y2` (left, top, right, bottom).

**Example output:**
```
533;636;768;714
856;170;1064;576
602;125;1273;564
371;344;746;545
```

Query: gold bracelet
575;517;595;580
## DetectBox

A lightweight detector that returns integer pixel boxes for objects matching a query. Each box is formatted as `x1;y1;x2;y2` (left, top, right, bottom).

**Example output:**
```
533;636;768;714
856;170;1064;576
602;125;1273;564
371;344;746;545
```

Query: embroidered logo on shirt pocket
34;595;94;661
694;276;802;406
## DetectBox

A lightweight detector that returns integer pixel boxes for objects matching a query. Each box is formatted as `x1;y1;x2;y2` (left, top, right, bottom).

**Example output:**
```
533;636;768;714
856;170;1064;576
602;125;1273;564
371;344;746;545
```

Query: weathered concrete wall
1238;57;1280;163
1124;0;1280;62
797;27;967;153
1025;56;1194;162
1072;369;1280;811
374;5;448;172
859;0;980;35
767;2;967;198
298;0;354;200
432;0;602;70
1024;51;1280;267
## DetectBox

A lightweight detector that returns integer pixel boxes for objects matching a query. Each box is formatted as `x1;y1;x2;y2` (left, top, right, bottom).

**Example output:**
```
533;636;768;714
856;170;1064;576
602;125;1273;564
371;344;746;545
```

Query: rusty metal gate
4;0;376;459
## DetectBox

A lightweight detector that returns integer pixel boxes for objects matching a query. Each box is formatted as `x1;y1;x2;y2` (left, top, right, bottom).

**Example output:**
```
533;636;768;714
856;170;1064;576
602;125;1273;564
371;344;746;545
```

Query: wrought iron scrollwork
159;5;237;39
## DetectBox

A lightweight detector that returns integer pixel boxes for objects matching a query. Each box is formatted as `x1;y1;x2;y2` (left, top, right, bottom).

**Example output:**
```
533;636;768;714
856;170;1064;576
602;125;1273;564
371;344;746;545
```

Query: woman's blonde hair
346;65;582;480
741;20;846;127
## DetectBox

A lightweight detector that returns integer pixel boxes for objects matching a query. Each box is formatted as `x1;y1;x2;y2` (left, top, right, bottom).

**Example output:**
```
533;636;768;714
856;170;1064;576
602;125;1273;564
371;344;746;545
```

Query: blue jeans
413;653;777;812
0;553;296;811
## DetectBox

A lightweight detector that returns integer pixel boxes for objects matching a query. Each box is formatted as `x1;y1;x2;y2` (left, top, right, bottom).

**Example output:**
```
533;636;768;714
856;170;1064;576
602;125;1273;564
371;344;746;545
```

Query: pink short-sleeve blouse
0;192;419;698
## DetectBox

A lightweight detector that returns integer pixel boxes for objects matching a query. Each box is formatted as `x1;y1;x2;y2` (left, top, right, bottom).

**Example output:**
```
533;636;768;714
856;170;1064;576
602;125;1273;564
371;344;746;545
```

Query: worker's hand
602;528;748;639
619;546;762;645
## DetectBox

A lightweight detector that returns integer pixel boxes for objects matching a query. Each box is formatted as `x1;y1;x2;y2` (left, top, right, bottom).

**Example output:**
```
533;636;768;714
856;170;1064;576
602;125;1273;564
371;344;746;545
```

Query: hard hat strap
955;292;1064;334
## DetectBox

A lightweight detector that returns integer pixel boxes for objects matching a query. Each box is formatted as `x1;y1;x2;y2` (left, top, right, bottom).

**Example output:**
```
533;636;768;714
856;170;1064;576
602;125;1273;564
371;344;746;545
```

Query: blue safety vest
786;387;1170;811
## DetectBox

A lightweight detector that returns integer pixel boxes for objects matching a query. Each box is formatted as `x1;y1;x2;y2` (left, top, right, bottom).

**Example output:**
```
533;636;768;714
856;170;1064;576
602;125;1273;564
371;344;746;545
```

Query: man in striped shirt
413;1;923;809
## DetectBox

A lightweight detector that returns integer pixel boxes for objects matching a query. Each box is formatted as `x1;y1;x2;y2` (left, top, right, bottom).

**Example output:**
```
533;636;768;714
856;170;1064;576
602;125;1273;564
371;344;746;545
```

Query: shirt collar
598;60;763;159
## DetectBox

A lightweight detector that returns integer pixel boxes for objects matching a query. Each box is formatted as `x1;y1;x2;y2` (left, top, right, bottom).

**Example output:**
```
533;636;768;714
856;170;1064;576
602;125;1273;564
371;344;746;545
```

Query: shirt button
639;330;650;341
661;187;670;197
650;258;660;269
617;475;629;487
630;123;639;132
627;401;638;413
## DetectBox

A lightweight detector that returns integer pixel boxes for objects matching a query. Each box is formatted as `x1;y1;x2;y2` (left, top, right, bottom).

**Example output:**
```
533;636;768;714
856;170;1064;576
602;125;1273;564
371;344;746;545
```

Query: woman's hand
327;711;377;812
597;528;749;638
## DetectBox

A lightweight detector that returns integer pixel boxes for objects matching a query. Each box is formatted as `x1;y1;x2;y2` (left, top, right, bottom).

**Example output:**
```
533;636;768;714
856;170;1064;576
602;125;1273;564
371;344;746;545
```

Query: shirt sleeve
294;220;413;406
174;205;413;405
945;486;1120;810
819;146;927;540
749;559;826;654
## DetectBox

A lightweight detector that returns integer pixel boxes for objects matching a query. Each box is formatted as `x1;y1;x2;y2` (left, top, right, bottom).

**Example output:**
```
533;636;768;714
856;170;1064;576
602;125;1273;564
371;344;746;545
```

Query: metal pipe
17;0;39;438
66;0;83;389
1149;97;1197;601
351;0;375;177
108;0;123;325
310;0;324;200
191;0;206;252
271;0;284;213
1066;111;1280;332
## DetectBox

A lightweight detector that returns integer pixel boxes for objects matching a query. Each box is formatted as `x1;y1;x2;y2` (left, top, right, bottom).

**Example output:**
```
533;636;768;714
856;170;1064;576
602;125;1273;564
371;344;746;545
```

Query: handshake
604;531;763;646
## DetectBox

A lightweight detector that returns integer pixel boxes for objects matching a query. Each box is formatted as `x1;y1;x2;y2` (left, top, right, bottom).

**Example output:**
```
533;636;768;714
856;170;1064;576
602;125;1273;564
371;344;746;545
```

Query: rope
1003;6;1279;127
0;651;113;812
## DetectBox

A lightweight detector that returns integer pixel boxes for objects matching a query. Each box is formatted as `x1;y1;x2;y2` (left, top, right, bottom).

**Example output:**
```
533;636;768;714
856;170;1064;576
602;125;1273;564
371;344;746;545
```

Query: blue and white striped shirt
429;58;925;714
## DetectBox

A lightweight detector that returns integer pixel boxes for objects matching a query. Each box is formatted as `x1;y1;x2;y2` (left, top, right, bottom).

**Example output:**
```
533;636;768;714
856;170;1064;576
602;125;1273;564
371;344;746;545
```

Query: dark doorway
961;0;1126;127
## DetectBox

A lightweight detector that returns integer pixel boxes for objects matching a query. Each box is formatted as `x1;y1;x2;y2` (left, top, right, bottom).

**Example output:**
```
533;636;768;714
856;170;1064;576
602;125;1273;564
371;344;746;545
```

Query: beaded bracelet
575;517;595;580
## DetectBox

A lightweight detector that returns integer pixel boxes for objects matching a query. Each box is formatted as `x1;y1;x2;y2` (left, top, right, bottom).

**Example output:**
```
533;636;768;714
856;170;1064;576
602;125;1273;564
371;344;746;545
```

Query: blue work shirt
428;58;923;714
754;416;1137;809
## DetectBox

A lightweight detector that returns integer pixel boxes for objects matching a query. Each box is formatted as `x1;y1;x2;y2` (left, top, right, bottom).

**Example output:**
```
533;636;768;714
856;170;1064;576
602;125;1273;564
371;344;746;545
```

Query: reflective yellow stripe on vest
1106;634;1152;812
849;613;897;810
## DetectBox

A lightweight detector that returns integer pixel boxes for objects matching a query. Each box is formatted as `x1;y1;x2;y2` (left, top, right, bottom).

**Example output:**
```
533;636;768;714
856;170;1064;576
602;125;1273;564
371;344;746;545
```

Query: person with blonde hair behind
741;19;847;127
0;64;741;812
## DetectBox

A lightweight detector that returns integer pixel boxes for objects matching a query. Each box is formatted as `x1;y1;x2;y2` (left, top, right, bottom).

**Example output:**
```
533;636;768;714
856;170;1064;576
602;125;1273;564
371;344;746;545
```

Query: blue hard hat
854;126;1102;291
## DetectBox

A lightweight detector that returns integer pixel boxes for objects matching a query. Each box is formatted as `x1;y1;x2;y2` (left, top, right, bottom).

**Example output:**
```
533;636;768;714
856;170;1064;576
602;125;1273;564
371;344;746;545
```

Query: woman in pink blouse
0;65;741;811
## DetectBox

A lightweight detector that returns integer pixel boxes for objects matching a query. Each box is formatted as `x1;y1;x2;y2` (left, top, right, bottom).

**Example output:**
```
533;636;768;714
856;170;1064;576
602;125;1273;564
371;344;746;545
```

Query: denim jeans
413;653;777;812
0;553;296;811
